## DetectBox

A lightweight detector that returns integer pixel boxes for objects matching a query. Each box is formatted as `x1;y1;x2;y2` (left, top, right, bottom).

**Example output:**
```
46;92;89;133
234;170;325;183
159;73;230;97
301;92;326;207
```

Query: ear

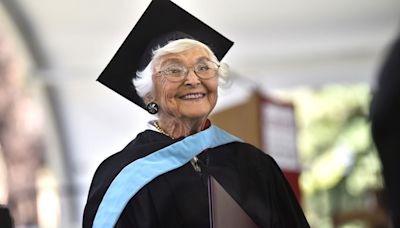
143;92;155;104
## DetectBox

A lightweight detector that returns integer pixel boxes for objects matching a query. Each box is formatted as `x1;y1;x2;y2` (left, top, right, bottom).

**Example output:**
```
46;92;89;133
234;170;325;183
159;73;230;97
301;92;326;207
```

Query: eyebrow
196;56;210;63
160;58;183;66
160;56;211;67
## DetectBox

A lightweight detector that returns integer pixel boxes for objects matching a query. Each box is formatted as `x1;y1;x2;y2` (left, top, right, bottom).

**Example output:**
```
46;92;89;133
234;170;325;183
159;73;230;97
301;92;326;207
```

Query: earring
146;102;159;114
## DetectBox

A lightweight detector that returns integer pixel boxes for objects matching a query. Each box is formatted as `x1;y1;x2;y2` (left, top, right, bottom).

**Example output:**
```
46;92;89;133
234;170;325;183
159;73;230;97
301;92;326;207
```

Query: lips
180;93;205;100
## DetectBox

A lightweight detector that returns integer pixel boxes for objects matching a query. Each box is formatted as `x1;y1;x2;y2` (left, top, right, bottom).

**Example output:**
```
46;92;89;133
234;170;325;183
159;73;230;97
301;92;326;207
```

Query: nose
184;69;200;86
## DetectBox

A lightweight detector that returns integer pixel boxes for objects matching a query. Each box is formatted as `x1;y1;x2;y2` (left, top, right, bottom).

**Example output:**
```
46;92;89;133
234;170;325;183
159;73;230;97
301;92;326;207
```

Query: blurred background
0;0;399;227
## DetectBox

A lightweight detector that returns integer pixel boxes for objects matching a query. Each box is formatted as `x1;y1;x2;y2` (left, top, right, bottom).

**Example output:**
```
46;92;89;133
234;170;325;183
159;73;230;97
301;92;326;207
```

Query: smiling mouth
180;93;206;100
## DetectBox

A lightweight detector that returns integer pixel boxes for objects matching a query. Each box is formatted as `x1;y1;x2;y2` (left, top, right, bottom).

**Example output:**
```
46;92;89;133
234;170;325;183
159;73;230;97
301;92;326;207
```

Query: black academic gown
83;130;309;228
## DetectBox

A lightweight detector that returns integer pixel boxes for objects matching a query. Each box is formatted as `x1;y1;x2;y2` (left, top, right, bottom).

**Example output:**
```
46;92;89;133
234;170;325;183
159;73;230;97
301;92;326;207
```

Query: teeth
182;93;204;99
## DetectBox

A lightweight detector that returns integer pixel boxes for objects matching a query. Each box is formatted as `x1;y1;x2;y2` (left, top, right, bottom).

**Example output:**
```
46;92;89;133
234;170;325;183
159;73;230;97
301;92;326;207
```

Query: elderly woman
135;38;228;138
83;0;309;227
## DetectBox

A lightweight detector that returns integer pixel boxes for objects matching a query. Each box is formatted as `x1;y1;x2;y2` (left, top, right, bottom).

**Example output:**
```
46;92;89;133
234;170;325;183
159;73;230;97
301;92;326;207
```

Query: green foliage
287;84;383;227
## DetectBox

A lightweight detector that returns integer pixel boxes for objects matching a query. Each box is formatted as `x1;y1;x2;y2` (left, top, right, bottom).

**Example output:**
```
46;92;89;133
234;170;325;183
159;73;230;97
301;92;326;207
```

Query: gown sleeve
207;142;310;228
259;152;309;227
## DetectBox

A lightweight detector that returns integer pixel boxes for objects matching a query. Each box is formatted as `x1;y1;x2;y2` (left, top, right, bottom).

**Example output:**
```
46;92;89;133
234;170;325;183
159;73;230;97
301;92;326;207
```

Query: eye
164;66;184;76
195;63;210;72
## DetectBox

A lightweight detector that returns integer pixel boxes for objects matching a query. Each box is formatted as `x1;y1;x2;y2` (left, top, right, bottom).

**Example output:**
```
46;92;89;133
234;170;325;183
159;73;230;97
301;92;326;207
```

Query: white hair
133;38;230;99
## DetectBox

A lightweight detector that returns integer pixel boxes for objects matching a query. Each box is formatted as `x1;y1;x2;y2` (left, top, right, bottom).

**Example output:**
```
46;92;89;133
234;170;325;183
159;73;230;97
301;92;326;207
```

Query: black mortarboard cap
97;0;234;110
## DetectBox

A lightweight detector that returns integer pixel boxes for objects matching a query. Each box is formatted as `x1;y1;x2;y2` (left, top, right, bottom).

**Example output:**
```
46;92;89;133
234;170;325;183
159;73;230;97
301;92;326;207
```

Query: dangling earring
146;102;159;114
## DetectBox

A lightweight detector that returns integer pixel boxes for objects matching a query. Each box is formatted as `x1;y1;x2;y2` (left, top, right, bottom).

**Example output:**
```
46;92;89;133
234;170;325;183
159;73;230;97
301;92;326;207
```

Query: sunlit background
0;0;399;227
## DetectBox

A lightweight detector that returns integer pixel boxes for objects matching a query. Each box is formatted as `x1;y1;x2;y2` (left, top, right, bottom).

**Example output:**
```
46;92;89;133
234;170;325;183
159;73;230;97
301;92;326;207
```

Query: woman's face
152;46;218;121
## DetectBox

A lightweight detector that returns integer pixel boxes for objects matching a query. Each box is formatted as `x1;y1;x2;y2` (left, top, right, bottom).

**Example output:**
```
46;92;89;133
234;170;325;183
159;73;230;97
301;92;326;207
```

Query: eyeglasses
156;60;220;82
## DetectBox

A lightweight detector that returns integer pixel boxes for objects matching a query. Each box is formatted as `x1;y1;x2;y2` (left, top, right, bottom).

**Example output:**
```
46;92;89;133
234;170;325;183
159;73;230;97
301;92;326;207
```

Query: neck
157;115;208;139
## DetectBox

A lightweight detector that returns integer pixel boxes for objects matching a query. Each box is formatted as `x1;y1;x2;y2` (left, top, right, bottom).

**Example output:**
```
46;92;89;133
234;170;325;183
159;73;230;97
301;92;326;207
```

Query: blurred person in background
370;34;400;227
82;0;309;227
0;25;44;227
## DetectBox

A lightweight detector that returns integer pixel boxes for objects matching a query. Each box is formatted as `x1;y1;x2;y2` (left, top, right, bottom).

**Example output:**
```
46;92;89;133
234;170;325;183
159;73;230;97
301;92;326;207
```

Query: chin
173;101;215;120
